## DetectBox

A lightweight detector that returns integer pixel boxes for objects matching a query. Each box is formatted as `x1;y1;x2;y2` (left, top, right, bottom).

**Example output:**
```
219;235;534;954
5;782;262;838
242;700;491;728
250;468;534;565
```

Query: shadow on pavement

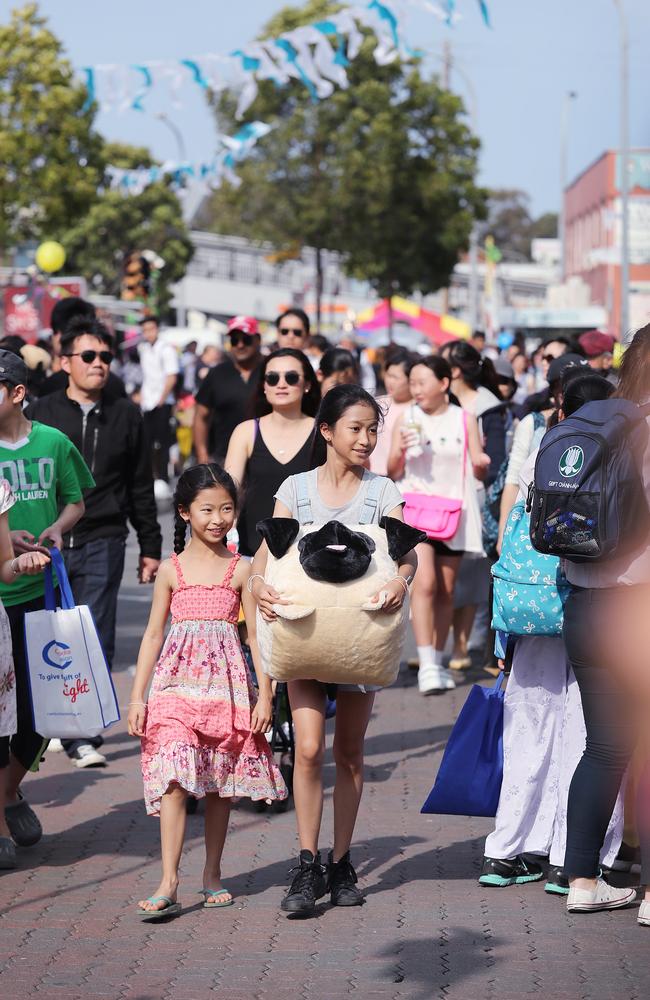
376;927;505;1000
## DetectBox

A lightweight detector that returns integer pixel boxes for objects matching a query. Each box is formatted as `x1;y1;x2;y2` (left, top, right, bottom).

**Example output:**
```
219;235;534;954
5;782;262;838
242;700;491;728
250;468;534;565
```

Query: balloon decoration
35;241;66;274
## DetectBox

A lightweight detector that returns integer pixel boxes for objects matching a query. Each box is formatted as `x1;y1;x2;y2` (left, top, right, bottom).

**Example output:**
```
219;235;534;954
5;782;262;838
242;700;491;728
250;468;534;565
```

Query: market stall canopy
355;297;470;346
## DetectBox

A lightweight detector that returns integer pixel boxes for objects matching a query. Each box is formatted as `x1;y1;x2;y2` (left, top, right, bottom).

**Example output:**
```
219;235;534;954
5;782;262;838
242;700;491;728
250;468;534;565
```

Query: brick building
564;149;650;338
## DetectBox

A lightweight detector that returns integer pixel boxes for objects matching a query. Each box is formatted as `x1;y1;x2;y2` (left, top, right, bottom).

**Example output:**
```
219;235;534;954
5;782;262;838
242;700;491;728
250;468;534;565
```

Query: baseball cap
578;330;615;358
548;353;589;385
0;349;29;387
227;315;259;336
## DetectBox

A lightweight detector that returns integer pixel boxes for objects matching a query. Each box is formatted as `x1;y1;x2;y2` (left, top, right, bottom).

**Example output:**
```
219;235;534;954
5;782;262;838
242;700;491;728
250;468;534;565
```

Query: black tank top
237;420;315;556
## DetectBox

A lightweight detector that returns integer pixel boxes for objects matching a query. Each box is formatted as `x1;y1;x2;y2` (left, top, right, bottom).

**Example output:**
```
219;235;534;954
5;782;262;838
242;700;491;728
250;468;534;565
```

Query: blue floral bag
491;499;570;636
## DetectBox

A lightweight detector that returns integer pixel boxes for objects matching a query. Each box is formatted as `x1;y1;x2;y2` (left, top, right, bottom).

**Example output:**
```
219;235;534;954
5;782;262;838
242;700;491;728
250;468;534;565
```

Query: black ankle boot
327;850;364;906
281;850;327;915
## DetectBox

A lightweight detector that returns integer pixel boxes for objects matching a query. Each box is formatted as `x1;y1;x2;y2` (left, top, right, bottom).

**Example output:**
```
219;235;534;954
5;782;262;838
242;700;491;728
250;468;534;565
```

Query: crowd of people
0;295;648;928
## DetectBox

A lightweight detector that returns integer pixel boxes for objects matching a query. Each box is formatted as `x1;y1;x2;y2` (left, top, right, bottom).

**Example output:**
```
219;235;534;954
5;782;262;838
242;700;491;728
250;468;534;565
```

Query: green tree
204;0;485;328
0;3;104;256
479;189;558;260
0;4;193;314
62;143;194;313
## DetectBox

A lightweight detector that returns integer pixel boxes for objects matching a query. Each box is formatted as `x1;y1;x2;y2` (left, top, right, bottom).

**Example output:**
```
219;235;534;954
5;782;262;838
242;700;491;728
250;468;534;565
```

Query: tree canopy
0;3;192;312
479;188;558;261
203;0;486;311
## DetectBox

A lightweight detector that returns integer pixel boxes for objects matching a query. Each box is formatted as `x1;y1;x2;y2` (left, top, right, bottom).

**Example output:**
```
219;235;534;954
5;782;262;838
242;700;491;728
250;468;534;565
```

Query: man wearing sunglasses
520;336;571;417
194;315;262;464
275;308;311;352
28;317;161;769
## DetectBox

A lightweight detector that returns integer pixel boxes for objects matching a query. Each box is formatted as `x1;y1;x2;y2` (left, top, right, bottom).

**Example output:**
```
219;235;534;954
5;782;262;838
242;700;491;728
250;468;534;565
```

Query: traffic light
121;252;151;301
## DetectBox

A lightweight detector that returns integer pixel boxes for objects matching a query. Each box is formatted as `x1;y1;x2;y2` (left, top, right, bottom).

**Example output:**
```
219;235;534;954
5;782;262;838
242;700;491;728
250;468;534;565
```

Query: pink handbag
402;410;467;541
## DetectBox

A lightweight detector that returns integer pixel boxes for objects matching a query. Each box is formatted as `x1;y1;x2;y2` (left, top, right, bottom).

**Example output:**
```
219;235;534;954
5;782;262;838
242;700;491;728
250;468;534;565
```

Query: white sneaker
71;744;107;769
418;664;456;695
47;738;64;753
567;879;636;913
638;900;650;926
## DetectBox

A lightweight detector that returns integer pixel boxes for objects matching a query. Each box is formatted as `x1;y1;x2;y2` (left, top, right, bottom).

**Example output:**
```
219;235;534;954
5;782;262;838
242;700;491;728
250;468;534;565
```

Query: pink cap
227;315;259;336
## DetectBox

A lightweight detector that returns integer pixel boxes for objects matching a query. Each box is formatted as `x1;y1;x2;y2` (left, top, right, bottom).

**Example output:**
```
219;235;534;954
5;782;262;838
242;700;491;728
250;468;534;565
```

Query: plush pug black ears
379;516;428;561
256;518;300;559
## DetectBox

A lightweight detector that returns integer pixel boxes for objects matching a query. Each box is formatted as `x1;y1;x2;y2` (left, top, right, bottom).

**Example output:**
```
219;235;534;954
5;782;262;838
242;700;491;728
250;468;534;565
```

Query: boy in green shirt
0;350;93;849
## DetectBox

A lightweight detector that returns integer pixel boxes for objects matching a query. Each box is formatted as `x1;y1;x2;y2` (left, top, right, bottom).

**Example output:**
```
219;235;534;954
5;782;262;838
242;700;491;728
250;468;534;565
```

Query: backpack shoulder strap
358;474;384;524
294;472;314;525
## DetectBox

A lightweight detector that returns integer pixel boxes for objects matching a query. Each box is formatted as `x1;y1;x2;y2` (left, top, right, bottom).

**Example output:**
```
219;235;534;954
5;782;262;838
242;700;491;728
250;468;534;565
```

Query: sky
3;0;649;217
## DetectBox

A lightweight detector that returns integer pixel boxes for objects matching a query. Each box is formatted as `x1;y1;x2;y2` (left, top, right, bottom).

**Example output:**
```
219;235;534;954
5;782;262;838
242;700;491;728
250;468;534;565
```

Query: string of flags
98;0;490;196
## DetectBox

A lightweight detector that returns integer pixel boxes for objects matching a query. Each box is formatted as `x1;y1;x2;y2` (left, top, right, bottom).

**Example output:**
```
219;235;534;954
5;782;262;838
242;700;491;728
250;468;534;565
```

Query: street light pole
156;112;187;162
613;0;630;342
559;91;577;280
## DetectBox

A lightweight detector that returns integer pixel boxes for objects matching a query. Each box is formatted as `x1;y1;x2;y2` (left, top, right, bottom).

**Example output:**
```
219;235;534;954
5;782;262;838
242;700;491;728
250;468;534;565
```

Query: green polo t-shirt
0;421;94;607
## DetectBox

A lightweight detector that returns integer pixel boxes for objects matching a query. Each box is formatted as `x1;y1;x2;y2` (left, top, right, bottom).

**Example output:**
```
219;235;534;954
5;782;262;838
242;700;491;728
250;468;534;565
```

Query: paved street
1;523;649;1000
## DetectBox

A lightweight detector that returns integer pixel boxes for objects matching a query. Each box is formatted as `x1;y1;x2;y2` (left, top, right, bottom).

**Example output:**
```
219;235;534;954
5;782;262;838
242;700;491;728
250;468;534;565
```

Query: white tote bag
25;549;120;739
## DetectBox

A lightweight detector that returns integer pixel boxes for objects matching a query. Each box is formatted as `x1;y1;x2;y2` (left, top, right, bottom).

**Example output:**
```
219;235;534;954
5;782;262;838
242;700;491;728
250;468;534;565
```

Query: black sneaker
544;866;570;896
327;851;364;907
281;850;327;915
478;854;544;887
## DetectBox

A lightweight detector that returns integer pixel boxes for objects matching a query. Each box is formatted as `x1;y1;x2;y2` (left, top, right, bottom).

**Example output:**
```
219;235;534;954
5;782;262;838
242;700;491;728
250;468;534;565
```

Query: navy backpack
528;398;650;562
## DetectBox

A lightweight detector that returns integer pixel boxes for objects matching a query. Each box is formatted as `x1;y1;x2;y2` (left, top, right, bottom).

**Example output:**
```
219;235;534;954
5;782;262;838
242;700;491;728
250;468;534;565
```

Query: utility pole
613;0;631;342
559;91;577;280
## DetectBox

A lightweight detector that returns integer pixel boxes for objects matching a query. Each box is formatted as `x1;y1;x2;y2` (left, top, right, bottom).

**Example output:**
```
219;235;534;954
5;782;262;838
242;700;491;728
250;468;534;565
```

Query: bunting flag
93;1;491;196
107;122;274;196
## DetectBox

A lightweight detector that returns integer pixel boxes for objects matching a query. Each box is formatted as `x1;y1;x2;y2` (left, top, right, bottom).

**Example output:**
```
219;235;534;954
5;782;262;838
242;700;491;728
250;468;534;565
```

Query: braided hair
173;463;238;554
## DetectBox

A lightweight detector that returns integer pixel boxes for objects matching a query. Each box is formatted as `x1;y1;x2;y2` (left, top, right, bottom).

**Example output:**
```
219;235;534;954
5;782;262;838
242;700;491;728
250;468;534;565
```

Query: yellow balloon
35;241;66;274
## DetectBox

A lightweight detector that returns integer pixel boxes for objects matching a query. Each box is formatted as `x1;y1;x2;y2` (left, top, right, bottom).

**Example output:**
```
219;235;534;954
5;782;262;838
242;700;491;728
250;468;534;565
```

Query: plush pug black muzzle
296;520;376;583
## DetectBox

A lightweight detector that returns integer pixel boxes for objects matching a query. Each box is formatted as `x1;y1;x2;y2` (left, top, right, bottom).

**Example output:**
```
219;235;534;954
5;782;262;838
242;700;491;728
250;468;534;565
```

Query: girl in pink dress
128;464;287;921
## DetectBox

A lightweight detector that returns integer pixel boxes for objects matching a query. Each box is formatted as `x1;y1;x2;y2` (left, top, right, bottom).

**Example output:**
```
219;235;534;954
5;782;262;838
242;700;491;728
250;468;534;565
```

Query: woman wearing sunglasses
225;349;321;557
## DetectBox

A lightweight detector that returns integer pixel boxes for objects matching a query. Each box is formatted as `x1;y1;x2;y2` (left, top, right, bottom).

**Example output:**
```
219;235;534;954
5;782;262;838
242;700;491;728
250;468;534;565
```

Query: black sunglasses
278;327;305;337
65;350;114;365
264;370;302;387
229;331;255;347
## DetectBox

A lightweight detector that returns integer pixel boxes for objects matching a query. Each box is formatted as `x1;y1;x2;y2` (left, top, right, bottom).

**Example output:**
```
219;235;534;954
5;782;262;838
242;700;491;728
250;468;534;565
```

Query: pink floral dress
141;553;287;815
0;479;16;740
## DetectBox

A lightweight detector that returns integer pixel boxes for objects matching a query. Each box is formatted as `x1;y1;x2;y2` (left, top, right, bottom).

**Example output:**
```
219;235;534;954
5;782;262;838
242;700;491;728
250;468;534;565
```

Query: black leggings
563;586;650;882
0;596;49;771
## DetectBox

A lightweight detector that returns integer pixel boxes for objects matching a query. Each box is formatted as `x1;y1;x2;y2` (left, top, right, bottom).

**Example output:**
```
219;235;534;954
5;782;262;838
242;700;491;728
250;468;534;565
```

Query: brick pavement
1;532;649;999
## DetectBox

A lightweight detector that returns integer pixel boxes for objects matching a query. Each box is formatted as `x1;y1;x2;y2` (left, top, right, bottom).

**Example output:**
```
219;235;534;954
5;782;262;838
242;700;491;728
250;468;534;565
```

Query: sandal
137;895;182;921
449;655;472;670
198;887;234;908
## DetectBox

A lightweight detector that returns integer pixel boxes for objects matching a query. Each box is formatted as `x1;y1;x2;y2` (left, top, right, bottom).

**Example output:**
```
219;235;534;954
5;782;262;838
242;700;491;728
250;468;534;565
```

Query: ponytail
446;340;500;397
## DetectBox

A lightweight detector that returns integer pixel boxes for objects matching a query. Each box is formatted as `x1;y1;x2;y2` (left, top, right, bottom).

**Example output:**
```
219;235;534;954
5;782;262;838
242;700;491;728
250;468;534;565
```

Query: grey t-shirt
275;468;403;525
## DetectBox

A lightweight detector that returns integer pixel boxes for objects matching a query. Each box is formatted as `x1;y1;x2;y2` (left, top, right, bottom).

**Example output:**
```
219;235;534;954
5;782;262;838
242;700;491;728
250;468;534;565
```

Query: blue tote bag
421;674;505;817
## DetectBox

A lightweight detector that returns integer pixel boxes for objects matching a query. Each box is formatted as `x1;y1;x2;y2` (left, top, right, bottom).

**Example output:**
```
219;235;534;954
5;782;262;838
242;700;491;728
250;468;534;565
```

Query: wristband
128;701;147;707
389;575;410;594
247;574;266;594
10;558;20;576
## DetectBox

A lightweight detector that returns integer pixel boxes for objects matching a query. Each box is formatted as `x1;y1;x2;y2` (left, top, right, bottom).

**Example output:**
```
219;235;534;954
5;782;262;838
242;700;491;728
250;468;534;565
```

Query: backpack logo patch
559;446;584;478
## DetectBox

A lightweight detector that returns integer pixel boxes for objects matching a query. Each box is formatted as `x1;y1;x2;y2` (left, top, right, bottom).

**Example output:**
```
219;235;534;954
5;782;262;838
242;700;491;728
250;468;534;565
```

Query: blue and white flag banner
80;1;491;117
107;122;274;196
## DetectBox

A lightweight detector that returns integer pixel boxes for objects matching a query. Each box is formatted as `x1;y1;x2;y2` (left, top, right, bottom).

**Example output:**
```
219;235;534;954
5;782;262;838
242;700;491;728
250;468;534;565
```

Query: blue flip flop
198;888;234;908
137;895;182;921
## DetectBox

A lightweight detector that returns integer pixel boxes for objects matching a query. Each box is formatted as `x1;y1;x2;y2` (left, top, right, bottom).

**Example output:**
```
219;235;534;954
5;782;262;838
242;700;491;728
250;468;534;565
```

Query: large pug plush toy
255;516;426;687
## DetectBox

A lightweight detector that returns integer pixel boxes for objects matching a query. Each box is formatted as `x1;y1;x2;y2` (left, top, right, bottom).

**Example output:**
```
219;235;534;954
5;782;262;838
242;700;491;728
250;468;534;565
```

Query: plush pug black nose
298;521;376;583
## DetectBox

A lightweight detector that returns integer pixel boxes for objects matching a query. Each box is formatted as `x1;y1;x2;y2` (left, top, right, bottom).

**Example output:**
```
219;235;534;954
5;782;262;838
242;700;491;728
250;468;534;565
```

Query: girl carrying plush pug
250;384;418;916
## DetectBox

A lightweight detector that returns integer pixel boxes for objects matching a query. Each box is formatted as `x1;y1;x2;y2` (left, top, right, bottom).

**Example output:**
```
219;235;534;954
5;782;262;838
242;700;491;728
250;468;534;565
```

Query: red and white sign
3;279;86;343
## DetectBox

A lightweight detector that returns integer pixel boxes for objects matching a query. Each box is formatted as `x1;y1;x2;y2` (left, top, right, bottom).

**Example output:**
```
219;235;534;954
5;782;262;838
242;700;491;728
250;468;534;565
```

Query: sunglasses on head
65;350;114;365
229;331;255;347
278;327;305;338
264;370;302;387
